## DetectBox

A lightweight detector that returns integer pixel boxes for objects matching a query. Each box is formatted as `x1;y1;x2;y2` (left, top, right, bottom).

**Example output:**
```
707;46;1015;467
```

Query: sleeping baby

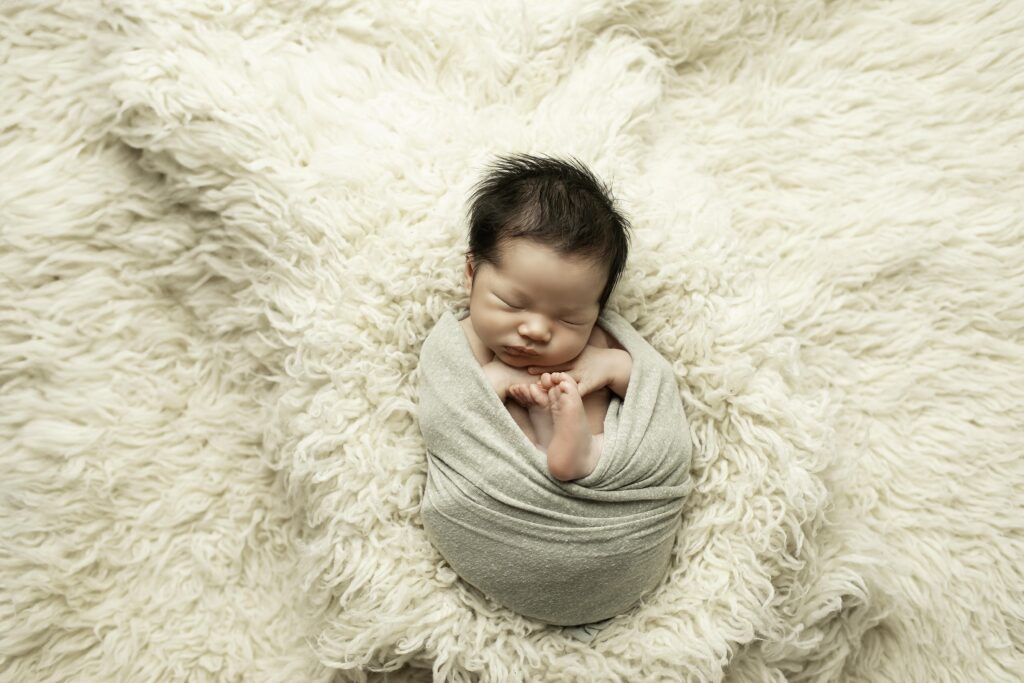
457;154;634;482
418;154;693;627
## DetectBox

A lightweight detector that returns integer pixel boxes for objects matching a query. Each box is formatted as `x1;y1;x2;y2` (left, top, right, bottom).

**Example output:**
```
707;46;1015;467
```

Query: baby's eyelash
497;295;584;325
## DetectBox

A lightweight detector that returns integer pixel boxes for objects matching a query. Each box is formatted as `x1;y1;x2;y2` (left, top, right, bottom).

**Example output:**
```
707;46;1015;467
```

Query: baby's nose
518;322;550;343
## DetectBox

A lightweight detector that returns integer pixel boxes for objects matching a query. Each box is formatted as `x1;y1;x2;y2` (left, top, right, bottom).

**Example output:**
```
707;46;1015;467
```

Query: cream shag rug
3;1;1022;681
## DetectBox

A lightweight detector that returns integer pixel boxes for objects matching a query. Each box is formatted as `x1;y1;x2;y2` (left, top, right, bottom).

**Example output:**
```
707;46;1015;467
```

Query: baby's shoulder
589;322;625;352
459;315;495;366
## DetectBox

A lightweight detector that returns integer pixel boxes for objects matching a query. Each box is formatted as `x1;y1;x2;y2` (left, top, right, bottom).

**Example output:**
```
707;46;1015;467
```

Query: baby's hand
501;363;544;389
508;381;551;409
525;346;613;397
484;360;545;402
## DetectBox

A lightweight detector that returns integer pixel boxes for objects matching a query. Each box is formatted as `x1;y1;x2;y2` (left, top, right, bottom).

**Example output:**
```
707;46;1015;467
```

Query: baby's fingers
508;384;528;406
528;364;569;374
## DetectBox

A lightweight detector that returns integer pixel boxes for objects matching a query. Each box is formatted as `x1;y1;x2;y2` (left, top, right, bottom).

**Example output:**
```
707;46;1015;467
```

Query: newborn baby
418;154;693;626
458;155;634;481
460;240;631;481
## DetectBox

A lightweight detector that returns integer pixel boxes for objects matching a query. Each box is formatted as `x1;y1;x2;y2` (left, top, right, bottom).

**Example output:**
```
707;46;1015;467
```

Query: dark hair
464;154;632;311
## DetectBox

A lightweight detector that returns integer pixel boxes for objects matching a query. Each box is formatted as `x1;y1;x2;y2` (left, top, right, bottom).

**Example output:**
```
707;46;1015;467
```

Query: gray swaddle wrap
417;310;692;626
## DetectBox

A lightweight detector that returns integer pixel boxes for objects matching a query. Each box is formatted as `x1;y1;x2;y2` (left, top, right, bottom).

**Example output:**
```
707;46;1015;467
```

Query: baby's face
464;239;605;369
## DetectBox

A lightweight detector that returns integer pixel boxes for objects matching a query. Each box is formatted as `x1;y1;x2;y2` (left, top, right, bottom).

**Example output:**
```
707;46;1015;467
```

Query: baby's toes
548;385;562;411
550;380;576;411
553;373;577;390
542;372;565;389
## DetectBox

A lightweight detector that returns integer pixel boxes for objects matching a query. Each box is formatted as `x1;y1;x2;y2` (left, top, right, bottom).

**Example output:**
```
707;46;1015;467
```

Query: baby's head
463;154;632;368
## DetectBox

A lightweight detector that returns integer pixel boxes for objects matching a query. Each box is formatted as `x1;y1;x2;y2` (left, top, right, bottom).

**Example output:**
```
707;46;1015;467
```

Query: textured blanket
418;310;692;626
3;1;1022;681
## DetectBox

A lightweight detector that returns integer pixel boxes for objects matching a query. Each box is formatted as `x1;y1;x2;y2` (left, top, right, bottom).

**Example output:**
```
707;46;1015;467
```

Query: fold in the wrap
417;309;692;626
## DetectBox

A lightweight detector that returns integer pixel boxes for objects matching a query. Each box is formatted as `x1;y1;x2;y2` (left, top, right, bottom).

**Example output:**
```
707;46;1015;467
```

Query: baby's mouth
504;346;540;357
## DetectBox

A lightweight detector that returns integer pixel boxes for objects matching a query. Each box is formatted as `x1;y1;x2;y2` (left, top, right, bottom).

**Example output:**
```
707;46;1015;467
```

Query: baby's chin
495;348;563;369
496;350;537;366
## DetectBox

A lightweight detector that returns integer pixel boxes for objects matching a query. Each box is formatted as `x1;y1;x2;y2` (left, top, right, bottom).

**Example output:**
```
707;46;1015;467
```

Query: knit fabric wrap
418;310;692;626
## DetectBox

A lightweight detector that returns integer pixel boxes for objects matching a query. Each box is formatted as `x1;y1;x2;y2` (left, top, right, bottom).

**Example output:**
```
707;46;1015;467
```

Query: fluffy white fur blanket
2;1;1021;681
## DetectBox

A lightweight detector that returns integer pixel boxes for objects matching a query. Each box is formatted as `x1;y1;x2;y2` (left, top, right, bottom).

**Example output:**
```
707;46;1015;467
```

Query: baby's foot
545;373;595;481
509;382;555;449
